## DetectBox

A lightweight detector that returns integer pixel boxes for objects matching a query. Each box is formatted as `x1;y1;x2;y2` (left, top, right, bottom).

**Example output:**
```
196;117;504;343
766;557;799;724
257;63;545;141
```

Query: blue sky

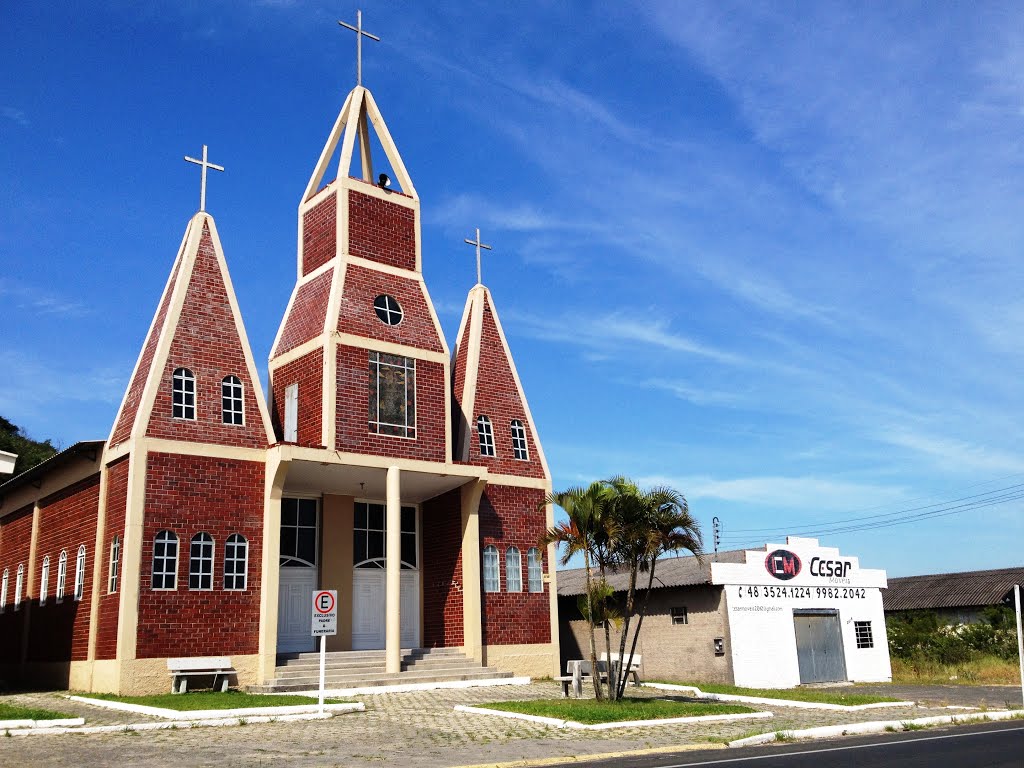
3;2;1024;578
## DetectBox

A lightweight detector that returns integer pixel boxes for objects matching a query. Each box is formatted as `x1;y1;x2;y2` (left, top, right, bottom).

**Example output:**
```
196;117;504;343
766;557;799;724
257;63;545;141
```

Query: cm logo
765;549;802;580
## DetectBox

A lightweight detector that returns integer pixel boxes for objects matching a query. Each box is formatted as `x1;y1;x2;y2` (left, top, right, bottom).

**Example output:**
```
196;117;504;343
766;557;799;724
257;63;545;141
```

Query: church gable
337;263;444;353
273;267;333;357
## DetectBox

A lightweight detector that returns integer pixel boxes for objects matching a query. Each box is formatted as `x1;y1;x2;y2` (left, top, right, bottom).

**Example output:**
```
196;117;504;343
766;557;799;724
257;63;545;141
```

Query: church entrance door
277;497;319;654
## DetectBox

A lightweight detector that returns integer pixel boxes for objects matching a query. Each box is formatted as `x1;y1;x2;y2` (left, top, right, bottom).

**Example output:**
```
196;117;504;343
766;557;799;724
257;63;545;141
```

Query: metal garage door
793;609;847;684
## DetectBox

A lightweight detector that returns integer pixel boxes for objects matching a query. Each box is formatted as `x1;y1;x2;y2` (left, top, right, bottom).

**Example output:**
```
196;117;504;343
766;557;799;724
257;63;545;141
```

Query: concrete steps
249;647;514;693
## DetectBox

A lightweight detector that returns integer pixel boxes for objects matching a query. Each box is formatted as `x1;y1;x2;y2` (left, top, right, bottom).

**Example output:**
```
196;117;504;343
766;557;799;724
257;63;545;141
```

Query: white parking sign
312;590;338;636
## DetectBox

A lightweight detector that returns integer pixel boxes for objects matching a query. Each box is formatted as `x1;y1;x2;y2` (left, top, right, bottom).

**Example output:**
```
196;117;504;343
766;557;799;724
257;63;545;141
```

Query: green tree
0;416;59;477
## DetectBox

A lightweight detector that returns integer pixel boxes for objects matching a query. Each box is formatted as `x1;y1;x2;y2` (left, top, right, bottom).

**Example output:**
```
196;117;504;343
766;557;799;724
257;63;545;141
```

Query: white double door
351;569;420;650
277;566;318;653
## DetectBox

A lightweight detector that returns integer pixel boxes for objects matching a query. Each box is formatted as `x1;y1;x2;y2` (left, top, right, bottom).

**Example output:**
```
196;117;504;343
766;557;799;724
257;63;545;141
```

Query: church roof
0;440;105;509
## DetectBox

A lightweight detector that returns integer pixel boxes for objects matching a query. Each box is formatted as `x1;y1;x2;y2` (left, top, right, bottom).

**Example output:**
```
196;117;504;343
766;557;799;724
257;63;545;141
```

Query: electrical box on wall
714;637;725;655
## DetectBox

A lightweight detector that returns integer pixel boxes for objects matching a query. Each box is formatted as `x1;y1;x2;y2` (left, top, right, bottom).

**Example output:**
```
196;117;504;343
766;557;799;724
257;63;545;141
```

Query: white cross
338;9;380;87
464;228;493;285
183;144;224;213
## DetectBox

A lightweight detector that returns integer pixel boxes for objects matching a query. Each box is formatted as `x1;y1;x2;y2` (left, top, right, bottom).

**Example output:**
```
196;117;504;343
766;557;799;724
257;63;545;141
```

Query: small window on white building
40;556;50;606
855;620;874;649
510;420;529;461
506;546;522;592
172;367;196;420
109;535;120;594
56;550;67;602
284;383;298;442
482;545;499;592
222;375;244;425
74;545;87;601
189;533;214;590
671;606;688;625
224;534;248;591
0;568;7;611
527;547;543;593
152;531;178;590
14;564;24;610
477;415;495;457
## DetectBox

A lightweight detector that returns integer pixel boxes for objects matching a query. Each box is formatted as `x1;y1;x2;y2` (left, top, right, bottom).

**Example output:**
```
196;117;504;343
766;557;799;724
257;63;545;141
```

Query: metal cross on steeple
464;228;493;285
183;144;225;213
338;9;380;87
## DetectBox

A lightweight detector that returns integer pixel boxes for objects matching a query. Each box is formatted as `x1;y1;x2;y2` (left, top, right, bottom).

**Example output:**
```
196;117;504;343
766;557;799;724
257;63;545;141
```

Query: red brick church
0;64;558;694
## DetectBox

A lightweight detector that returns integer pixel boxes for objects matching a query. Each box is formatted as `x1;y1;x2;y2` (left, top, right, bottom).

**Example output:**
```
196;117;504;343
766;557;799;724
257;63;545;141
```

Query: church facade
0;82;559;694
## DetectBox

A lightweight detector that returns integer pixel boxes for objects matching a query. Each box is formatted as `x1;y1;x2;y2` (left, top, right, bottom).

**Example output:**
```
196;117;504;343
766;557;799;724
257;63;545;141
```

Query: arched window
482;545;499;592
189;533;214;590
224;534;248;591
510;420;529;461
74;545;87;601
477;415;495;457
14;564;24;610
505;546;522;592
527;547;543;593
56;550;68;601
222;375;244;425
172;367;196;420
40;556;50;606
108;535;121;594
152;531;178;590
0;568;7;611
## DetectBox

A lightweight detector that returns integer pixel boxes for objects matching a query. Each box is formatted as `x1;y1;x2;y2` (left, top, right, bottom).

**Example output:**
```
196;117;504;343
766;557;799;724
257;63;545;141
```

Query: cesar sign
312;590;338;636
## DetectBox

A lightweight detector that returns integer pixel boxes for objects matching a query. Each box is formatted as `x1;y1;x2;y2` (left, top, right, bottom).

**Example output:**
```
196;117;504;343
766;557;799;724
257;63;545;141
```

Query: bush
886;608;1019;665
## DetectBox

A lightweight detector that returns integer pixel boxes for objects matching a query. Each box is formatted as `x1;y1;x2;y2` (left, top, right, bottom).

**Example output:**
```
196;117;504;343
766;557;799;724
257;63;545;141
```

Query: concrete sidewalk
0;682;1014;767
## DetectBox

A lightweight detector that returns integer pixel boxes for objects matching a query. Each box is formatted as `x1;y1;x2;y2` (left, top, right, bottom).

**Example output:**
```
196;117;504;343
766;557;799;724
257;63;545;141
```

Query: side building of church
0;83;559;694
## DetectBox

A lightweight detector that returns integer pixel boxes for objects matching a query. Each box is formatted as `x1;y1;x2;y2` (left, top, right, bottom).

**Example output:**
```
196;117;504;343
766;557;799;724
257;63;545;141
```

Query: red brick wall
271;348;324;446
136;453;264;658
29;475;101;662
274;268;332;356
479;485;550;646
302;193;337;276
461;295;546;478
96;456;129;660
348;190;416;271
335;344;446;462
111;258;182;445
422;490;463;647
337;264;444;353
0;505;34;659
147;223;268;449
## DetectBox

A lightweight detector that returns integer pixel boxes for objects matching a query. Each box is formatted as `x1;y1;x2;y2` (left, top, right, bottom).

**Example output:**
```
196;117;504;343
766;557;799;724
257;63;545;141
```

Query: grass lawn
890;656;1021;685
79;691;353;711
668;682;900;706
480;698;754;724
0;701;69;721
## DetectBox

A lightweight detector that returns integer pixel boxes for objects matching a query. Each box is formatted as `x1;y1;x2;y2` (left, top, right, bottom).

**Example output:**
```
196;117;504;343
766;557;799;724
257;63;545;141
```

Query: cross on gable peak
338;9;380;88
183;144;225;213
463;227;493;286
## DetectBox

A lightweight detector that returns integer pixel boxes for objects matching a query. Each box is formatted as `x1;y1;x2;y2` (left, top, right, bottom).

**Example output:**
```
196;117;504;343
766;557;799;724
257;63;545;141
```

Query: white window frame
74;545;87;601
510;420;529;461
477;415;495;457
855;620;874;649
284;383;298;442
172;367;196;420
527;547;543;593
0;568;7;611
108;535;120;594
189;533;214;591
56;550;67;602
224;533;248;591
14;564;24;610
505;546;522;592
373;294;403;325
152;530;178;590
482;545;500;592
40;555;50;606
368;351;417;439
222;375;244;426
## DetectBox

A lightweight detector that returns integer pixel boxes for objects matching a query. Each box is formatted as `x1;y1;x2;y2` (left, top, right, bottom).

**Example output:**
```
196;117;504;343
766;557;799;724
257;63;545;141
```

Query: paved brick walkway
0;682;1007;767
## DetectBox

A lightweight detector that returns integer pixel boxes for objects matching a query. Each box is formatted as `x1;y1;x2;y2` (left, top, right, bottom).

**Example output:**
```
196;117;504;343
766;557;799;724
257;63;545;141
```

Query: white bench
167;656;235;693
557;659;609;697
600;652;643;686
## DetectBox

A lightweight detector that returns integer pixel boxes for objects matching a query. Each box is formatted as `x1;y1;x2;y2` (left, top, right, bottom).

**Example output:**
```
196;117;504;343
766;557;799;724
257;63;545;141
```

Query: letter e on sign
312;589;338;636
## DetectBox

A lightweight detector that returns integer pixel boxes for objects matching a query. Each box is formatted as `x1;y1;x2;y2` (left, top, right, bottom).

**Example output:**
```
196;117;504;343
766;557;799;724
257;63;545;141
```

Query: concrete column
460;479;486;664
385;466;401;674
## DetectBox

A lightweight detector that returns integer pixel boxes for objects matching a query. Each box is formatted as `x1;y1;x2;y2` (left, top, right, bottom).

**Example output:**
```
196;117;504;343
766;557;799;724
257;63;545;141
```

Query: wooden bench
167;656;235;694
600;652;643;686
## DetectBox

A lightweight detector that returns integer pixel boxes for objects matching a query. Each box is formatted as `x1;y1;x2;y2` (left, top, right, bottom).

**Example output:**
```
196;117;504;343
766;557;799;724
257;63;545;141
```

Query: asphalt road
553;721;1024;768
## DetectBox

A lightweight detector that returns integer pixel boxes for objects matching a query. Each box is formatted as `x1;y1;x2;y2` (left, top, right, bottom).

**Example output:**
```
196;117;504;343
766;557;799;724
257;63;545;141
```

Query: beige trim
257;453;289;683
269;277;300;359
115;452;148;660
485;474;552;491
385;466;401;673
455;287;485;462
323;260;348;448
1;452;103;521
336;334;448;364
460;479;485;664
27;502;40;597
272;444;488;480
142;438;266;462
85;464;110;667
268;337;327;370
482;642;559;679
362;88;418;200
344;255;420;280
304;90;354;203
544;501;560;677
103;441;130;465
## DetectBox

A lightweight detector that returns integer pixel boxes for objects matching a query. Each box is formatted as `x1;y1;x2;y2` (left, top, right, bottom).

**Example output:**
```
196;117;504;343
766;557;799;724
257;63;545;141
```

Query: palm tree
540;481;611;700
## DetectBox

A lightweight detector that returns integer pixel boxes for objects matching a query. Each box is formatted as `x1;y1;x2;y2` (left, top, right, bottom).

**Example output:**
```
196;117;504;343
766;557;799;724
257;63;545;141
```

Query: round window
373;295;403;325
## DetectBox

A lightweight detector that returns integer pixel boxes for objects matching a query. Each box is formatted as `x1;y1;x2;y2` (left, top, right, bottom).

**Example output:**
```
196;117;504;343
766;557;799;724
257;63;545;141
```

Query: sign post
312;589;338;715
1015;585;1023;708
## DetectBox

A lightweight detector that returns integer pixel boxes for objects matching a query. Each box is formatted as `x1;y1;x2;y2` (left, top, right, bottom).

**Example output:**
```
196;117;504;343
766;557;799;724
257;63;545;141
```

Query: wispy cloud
640;378;743;407
0;350;125;412
2;107;29;126
876;427;1024;475
0;279;89;317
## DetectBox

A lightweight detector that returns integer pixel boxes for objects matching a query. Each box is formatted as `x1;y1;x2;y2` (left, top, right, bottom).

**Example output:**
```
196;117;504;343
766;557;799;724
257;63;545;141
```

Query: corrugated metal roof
0;440;105;513
883;567;1024;612
557;550;745;597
